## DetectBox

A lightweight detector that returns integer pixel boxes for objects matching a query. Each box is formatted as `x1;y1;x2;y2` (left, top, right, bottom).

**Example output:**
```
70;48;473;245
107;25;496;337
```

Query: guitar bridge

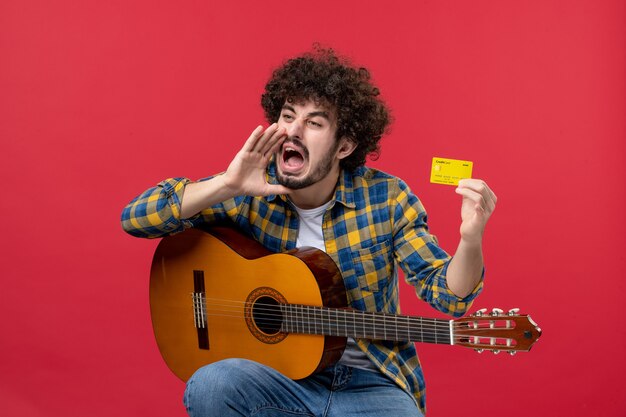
193;270;209;350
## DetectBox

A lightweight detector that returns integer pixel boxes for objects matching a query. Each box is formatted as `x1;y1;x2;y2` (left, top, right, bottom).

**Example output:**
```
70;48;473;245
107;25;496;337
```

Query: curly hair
261;47;391;171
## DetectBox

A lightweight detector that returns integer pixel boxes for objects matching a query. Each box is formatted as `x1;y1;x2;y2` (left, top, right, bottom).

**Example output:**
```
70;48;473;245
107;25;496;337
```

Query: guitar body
150;227;347;381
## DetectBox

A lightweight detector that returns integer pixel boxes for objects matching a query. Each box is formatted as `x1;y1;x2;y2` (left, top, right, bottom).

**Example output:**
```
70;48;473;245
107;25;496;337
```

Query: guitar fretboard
280;304;452;345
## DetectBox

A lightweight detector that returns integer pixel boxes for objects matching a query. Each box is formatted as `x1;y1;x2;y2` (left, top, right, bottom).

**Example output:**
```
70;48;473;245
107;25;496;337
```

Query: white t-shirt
293;202;378;372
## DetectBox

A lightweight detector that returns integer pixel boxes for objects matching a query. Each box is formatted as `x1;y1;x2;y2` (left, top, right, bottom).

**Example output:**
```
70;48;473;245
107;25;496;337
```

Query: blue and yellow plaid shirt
121;163;482;414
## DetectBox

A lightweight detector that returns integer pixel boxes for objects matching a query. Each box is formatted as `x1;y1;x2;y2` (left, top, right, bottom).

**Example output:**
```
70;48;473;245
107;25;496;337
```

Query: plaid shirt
122;163;482;414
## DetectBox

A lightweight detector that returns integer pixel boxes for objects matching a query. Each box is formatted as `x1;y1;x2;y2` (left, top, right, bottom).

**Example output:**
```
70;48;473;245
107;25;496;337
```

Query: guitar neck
281;304;452;345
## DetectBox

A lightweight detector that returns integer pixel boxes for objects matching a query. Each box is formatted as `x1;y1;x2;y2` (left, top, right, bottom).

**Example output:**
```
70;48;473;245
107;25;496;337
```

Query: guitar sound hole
252;296;283;335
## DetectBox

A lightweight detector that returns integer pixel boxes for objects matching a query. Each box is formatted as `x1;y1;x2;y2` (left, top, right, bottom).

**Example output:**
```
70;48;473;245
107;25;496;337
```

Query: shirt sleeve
391;179;483;317
120;176;244;238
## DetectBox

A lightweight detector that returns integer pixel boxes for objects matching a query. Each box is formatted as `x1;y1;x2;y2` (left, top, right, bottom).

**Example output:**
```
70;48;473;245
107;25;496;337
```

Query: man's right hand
221;123;292;197
179;124;291;219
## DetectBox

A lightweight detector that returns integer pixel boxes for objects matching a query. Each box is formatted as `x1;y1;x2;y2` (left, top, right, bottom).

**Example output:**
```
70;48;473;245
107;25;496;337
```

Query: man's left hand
455;179;497;245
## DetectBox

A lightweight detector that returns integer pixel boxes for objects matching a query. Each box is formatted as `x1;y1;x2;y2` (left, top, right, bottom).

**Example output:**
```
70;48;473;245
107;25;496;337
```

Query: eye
281;113;294;121
308;120;323;128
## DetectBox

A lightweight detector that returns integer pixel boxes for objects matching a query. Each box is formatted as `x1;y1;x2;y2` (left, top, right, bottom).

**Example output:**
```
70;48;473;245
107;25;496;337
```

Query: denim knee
184;359;253;416
184;359;316;417
191;358;256;388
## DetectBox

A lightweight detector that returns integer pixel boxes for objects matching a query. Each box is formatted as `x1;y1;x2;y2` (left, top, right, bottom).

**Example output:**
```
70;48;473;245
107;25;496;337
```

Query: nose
284;118;303;139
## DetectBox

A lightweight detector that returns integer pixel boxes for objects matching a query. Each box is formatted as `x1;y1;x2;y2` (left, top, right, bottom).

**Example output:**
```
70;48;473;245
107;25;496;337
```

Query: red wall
1;1;624;416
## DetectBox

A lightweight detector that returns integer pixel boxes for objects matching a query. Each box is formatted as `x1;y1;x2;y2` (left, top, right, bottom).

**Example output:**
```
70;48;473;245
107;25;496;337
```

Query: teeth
283;146;303;158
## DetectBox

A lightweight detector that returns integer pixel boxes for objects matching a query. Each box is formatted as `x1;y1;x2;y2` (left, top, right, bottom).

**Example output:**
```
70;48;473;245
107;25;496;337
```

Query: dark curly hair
261;47;391;171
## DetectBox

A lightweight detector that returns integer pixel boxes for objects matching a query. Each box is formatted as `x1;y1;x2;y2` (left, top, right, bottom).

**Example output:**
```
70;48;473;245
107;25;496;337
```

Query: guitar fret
394;315;398;341
309;306;314;334
305;305;309;334
316;306;321;335
306;306;310;333
337;309;343;336
289;305;294;334
296;305;301;334
326;308;332;335
361;310;365;338
326;308;331;335
371;312;376;339
406;315;411;341
315;306;321;335
317;307;323;335
381;313;386;339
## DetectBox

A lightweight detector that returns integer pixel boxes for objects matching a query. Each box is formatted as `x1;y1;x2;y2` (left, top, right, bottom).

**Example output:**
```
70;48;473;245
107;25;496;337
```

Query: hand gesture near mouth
222;124;292;197
180;124;292;219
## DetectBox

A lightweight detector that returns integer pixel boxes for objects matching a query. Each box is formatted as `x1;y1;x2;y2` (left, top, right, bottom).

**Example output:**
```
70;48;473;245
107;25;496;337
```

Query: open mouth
280;142;307;173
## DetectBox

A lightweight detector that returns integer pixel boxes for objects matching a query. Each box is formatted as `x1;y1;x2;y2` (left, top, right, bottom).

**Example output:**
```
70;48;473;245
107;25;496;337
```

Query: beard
276;140;340;190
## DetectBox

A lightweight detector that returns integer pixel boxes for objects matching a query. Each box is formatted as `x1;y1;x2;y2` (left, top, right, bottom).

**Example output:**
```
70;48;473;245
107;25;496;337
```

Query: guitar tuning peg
475;349;484;354
492;350;501;355
508;351;517;356
508;308;520;316
491;308;504;316
475;308;487;317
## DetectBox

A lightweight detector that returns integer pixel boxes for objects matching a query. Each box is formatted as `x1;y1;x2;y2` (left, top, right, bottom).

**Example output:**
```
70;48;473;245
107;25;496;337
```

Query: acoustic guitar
149;227;541;381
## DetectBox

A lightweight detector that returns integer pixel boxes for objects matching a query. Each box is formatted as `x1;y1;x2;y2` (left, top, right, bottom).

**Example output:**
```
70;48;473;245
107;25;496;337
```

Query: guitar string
203;309;452;334
199;298;453;331
193;299;512;337
191;311;516;346
199;306;514;335
199;295;518;324
199;312;511;342
191;295;520;346
197;297;510;328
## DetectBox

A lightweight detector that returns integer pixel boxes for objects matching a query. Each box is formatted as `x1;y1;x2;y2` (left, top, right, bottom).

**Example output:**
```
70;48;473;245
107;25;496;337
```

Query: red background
1;1;624;416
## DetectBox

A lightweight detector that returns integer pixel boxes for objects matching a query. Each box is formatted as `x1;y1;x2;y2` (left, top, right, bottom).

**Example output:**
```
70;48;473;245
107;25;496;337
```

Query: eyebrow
281;104;331;121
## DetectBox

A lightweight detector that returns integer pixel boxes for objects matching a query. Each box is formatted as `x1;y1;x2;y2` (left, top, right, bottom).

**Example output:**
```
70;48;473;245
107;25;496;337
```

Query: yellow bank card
430;157;473;186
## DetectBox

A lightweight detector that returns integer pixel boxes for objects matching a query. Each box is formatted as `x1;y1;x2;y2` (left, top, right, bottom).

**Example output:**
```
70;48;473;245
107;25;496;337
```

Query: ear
335;137;357;160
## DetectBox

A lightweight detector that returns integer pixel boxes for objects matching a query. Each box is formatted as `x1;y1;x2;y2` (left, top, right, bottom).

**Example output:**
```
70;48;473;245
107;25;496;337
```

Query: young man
122;48;496;417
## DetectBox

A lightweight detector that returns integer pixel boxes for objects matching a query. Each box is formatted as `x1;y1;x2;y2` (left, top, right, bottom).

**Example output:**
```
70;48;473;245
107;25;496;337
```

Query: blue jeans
183;359;423;417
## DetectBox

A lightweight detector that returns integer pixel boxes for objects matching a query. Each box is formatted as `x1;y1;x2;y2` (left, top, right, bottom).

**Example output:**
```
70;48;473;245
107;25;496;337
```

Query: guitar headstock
453;308;542;355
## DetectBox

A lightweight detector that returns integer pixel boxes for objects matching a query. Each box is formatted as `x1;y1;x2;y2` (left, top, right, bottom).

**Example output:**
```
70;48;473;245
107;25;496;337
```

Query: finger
483;186;497;212
455;187;489;212
458;179;496;210
253;123;281;153
261;127;287;157
241;125;265;152
457;178;489;192
455;187;483;204
246;123;280;153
